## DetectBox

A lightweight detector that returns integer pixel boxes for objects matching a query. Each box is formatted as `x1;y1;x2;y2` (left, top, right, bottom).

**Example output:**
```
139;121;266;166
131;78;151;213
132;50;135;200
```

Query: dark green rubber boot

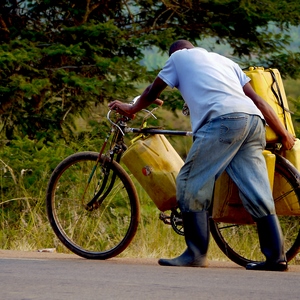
158;211;209;267
246;214;288;271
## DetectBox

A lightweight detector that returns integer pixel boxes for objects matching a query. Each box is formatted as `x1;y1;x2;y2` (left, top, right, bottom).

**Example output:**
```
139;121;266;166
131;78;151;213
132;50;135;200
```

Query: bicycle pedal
159;212;171;225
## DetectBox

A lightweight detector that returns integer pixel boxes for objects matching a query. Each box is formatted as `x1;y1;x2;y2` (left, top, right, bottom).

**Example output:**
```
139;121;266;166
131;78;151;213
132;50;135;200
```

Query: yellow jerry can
212;150;276;224
280;138;300;172
121;134;184;212
244;67;295;142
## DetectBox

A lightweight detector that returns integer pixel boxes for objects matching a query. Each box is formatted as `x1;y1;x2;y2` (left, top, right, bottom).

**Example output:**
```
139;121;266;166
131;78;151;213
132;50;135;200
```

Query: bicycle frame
90;108;192;227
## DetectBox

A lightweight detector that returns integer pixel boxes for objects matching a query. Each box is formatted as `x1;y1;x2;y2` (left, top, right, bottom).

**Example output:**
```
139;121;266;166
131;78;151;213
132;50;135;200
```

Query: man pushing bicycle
109;40;295;271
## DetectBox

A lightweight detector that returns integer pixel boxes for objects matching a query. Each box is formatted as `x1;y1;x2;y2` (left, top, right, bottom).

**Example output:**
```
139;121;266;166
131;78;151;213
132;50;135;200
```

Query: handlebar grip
114;108;136;119
153;99;164;106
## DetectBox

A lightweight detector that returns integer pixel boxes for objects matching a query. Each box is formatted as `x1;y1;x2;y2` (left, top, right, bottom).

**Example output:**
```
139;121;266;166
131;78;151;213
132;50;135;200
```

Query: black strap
268;69;288;129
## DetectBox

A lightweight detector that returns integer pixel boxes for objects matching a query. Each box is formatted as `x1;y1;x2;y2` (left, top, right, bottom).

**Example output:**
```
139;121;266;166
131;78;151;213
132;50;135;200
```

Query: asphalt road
1;250;300;300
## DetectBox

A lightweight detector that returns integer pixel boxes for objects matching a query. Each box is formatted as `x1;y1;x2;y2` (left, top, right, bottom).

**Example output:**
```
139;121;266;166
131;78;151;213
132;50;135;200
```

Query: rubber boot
158;211;209;267
246;214;288;271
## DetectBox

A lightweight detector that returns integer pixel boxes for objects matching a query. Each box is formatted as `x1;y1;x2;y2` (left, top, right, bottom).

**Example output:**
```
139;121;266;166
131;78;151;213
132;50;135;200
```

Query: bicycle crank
159;208;184;236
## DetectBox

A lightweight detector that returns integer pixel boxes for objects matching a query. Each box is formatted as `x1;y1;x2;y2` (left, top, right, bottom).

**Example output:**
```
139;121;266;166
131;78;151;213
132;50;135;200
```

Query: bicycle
46;99;300;267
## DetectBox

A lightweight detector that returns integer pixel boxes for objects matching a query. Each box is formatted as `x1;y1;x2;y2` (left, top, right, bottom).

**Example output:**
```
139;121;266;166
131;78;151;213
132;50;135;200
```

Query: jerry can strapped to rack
244;67;295;142
213;149;300;224
121;134;184;212
212;150;276;225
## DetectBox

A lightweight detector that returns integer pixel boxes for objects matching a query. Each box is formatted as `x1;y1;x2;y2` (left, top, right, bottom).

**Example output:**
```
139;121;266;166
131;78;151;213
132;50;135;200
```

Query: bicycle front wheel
46;151;140;259
210;155;300;267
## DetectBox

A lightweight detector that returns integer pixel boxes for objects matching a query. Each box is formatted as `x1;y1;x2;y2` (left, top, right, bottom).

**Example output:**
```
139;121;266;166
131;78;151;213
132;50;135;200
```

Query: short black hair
169;40;194;56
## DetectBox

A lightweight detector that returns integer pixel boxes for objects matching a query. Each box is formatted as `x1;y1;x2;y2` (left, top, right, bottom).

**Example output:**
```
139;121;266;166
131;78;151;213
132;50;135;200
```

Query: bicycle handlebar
107;96;165;135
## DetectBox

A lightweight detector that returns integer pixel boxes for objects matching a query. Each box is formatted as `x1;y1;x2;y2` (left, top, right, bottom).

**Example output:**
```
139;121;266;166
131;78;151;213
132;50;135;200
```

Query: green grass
1;163;299;266
0;166;227;262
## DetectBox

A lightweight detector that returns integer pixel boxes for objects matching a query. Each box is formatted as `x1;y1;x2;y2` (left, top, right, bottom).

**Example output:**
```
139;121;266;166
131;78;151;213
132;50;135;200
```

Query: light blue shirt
158;48;263;133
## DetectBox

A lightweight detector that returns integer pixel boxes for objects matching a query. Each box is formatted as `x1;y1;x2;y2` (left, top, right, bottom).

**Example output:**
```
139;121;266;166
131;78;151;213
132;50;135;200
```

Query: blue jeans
177;113;275;219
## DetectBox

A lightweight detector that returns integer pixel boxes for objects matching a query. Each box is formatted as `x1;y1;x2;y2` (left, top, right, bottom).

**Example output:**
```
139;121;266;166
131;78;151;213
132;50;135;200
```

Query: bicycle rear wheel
210;155;300;267
46;151;140;259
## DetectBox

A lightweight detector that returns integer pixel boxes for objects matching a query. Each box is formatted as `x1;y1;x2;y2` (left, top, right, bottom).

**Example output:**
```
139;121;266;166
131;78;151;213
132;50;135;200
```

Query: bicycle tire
46;151;140;259
210;154;300;267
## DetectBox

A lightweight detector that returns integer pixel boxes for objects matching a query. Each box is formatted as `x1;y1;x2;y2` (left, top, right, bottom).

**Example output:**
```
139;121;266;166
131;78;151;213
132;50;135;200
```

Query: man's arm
243;82;296;150
108;77;167;116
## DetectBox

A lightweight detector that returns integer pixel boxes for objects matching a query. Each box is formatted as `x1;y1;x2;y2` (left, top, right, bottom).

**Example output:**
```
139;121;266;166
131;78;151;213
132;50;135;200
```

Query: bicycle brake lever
106;110;125;136
141;107;158;121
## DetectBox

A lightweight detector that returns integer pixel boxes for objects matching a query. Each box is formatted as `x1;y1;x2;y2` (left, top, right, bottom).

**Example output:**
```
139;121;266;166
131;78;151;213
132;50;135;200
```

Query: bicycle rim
210;155;300;267
46;151;140;259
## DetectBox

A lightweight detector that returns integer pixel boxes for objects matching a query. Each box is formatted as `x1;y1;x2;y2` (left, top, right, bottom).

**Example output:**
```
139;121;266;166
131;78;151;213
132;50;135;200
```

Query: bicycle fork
83;144;126;211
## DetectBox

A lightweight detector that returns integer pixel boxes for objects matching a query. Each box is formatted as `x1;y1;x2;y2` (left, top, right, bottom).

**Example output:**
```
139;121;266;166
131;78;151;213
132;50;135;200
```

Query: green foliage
135;1;300;68
0;136;64;249
0;0;300;141
0;127;111;249
0;2;148;141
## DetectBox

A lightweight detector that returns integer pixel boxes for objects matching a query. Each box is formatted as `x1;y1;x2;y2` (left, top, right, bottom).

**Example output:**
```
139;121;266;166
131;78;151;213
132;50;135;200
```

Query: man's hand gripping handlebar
108;96;163;119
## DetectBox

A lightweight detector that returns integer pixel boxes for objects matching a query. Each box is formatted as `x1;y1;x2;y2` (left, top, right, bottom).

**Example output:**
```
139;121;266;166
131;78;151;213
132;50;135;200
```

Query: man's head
169;40;194;56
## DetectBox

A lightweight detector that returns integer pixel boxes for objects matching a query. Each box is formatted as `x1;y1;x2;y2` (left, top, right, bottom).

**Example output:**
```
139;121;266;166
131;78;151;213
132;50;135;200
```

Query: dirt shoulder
1;249;300;272
0;249;79;260
0;249;237;267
